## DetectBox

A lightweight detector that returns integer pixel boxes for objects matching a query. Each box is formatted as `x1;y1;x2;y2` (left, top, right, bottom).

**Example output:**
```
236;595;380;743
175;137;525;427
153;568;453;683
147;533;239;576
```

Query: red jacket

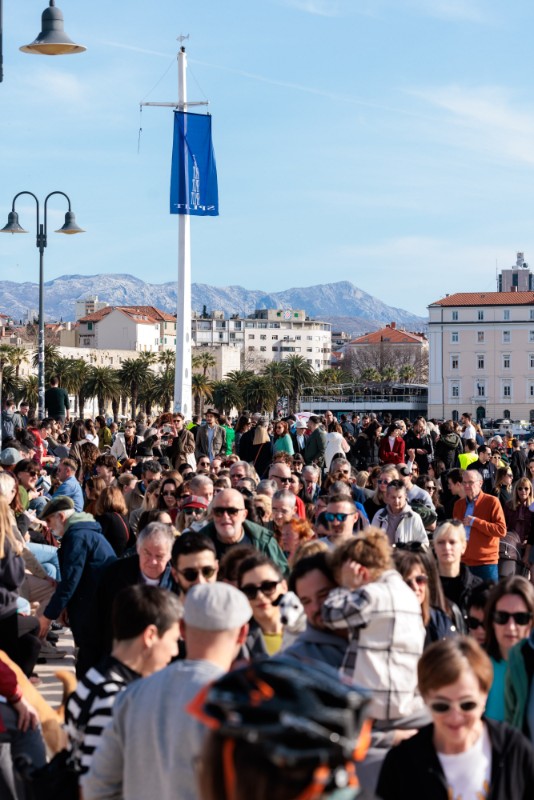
0;660;21;733
453;492;506;566
378;435;405;465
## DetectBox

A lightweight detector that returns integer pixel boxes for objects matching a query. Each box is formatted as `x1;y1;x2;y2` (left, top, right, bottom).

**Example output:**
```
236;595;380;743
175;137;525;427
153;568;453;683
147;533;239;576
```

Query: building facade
428;286;534;422
77;306;177;352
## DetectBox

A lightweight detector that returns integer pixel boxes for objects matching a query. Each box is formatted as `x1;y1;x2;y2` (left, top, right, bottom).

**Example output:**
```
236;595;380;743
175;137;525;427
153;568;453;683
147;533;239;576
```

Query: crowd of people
1;392;534;799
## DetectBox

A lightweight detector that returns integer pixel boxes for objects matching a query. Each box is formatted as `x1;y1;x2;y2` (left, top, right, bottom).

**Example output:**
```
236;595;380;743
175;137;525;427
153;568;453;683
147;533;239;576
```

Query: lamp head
56;210;84;235
20;1;87;56
0;211;28;234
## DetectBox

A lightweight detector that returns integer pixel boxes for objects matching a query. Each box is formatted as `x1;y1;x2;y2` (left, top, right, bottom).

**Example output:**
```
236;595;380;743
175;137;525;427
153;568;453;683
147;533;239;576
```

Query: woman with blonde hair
249;417;272;479
433;520;482;623
0;498;41;677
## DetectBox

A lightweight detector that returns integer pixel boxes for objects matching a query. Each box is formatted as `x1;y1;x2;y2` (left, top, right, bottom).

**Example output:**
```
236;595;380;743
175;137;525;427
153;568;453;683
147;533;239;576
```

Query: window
260;334;267;340
503;354;510;369
503;310;510;321
478;310;484;321
452;311;459;321
530;331;534;343
530;354;534;369
450;381;460;398
451;354;459;370
477;355;485;370
451;332;459;343
503;382;512;398
476;382;485;397
87;322;93;331
260;346;266;352
248;334;255;340
477;331;484;343
502;330;511;343
530;309;534;320
272;335;278;340
529;384;534;397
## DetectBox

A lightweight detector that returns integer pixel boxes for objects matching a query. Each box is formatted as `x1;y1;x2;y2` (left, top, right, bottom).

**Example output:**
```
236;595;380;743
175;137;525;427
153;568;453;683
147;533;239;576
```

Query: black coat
377;718;534;800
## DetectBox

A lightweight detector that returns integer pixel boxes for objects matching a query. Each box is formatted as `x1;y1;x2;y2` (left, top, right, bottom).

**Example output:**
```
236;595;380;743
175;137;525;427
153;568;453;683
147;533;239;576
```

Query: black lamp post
1;1;85;82
1;191;84;419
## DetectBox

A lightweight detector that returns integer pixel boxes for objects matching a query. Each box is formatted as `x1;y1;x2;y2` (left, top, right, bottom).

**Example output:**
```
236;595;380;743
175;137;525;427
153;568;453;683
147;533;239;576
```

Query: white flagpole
174;46;192;417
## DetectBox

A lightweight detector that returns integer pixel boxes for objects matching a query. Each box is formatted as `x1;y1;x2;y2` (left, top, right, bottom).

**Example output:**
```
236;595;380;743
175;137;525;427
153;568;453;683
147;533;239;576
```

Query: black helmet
189;656;370;770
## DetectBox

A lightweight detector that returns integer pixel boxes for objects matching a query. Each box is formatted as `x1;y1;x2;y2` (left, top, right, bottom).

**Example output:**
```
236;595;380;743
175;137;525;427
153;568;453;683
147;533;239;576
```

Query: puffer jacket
434;432;462;469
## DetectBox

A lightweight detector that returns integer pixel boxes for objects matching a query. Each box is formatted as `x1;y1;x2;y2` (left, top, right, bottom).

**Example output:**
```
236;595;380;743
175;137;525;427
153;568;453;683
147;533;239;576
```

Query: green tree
381;366;398;385
21;375;39;419
398;364;417;383
360;367;381;384
83;366;121;416
262;362;292;417
192;373;213;418
62;359;91;417
158;349;175;376
32;343;61;382
3;345;29;379
211;380;242;416
242;375;276;414
283;355;315;414
192;351;216;379
152;369;175;413
119;358;150;419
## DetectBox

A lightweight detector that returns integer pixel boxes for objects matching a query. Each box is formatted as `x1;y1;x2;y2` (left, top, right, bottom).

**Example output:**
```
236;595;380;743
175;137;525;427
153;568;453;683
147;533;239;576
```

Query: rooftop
79;305;175;325
430;291;534;307
349;323;425;345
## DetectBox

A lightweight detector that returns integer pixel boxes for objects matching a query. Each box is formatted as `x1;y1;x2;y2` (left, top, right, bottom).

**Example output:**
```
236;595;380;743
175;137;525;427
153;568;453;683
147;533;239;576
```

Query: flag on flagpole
170;111;219;216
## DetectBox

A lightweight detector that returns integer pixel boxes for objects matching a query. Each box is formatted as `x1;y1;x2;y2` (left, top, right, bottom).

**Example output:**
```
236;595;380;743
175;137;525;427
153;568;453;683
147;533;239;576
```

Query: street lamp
0;191;84;419
1;1;86;82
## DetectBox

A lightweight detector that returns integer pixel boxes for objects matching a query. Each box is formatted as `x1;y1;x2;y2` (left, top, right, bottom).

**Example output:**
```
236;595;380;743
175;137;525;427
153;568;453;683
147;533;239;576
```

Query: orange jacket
453;492;507;566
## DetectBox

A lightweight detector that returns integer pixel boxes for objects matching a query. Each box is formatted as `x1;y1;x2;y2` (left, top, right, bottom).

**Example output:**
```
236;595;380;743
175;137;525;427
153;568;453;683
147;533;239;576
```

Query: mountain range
0;274;426;335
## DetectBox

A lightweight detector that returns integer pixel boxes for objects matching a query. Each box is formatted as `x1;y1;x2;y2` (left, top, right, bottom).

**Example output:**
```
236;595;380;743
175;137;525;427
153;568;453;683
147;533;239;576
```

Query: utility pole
141;38;208;418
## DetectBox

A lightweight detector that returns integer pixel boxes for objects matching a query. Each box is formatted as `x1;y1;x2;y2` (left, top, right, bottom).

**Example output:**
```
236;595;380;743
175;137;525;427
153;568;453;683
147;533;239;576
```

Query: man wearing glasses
201;489;288;576
318;495;363;549
454;471;506;581
170;533;218;595
466;445;496;494
268;463;306;519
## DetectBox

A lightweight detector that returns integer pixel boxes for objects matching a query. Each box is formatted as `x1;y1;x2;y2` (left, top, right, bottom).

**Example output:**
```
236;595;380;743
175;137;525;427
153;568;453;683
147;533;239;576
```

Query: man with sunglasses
170;533;219;595
201;488;288;576
318;495;361;549
268;462;306;519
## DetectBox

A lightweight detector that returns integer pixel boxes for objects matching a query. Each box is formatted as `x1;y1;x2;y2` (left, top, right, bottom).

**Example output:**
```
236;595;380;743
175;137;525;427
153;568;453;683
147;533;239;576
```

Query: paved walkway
37;627;77;707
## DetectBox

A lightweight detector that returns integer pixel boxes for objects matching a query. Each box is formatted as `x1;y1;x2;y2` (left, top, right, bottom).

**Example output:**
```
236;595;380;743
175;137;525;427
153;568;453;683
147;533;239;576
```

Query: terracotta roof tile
430;291;534;307
349;326;425;345
79;305;175;324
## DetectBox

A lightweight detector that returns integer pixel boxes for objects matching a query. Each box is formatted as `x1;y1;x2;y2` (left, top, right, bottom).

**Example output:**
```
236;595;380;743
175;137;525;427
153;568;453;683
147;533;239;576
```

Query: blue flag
170;111;219;216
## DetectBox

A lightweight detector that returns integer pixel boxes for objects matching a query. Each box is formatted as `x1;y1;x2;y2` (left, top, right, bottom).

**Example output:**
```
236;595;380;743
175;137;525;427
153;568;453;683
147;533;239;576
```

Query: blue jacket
54;476;84;512
44;513;116;641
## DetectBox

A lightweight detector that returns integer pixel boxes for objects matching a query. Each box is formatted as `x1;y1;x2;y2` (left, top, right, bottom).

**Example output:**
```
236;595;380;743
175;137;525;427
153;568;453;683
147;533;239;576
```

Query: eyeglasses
183;507;205;516
517;487;530;492
178;566;217;581
324;512;351;523
426;484;436;490
406;575;428;589
161;490;177;497
198;461;210;467
493;611;532;626
467;616;484;630
212;507;243;518
274;476;292;484
429;699;480;714
377;479;391;485
240;580;280;600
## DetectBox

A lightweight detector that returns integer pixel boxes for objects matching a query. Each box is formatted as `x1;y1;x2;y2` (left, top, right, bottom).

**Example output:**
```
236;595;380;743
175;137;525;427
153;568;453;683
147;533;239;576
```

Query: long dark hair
484;576;534;662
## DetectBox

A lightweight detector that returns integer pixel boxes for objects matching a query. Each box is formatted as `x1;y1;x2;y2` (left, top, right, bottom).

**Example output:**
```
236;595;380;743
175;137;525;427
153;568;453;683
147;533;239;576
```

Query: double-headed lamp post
0;191;84;419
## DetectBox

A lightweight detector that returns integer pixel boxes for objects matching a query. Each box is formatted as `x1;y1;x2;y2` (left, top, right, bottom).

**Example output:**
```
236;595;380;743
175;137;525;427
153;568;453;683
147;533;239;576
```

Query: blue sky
1;1;534;317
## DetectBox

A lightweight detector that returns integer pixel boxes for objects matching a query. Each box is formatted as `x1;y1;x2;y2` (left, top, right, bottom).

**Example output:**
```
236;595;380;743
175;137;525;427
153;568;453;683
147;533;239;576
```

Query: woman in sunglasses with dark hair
237;552;287;658
483;576;534;722
378;636;534;800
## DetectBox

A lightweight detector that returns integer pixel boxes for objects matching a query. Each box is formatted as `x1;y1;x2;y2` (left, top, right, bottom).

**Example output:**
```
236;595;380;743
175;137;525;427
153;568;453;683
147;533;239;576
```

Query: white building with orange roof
428;256;534;422
77;305;177;352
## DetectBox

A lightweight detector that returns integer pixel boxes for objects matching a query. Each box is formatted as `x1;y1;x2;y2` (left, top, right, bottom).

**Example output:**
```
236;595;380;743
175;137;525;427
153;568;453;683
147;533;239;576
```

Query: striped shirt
65;656;140;774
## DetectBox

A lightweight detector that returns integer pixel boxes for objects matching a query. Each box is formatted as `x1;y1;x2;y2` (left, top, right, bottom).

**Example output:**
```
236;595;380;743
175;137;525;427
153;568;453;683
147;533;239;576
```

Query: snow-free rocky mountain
0;274;426;336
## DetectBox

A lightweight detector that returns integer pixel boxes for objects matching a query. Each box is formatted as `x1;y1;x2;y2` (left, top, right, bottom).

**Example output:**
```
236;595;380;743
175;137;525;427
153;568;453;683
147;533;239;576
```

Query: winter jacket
283;623;348;670
43;513;116;642
165;429;195;468
434;432;462;470
1;408;15;441
201;519;289;577
439;563;482;617
371;505;429;548
403;430;434;472
424;606;457;648
377;718;534;800
350;433;380;470
0;537;25;620
110;433;142;462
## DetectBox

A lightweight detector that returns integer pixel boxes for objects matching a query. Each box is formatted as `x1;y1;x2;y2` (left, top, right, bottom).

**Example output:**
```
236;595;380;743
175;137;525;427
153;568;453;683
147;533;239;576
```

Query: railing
299;393;427;405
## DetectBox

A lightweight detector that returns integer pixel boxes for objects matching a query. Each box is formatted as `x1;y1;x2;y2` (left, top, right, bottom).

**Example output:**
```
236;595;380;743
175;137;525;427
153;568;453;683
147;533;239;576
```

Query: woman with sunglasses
272;420;294;456
363;464;399;522
483;576;534;722
395;549;456;647
494;465;514;508
378;636;534;800
237;553;287;658
157;477;182;524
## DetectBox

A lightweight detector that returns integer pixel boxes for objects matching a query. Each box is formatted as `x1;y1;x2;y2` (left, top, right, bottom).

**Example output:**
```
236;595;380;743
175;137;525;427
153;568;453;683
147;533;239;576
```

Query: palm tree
152;369;175;413
192;373;213;418
63;359;91;417
4;346;29;379
83;366;121;416
158;349;175;375
32;343;61;382
360;367;381;384
242;375;276;414
381;366;398;385
192;351;216;378
399;364;416;383
283;355;315;414
211;380;242;416
119;358;150;419
262;362;292;417
21;375;39;419
314;368;353;396
139;372;157;417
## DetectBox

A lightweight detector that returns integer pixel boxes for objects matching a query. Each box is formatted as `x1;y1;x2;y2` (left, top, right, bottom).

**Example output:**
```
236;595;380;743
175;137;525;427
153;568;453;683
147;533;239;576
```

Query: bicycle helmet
188;656;371;799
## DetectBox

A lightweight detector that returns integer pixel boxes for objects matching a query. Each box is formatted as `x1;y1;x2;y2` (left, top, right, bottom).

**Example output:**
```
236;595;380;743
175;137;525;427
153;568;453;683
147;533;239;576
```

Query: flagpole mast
175;45;192;418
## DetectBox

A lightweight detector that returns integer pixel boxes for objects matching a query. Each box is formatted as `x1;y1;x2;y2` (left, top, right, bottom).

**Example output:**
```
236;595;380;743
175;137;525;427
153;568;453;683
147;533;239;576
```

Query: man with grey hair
83;583;252;800
229;460;257;487
301;465;321;503
37;496;116;676
268;462;306;519
83;522;176;670
256;478;278;498
270;489;297;537
187;475;214;506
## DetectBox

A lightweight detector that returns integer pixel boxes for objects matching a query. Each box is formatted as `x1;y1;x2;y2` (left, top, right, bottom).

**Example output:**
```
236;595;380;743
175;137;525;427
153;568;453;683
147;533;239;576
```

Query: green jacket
202;519;289;577
505;633;534;737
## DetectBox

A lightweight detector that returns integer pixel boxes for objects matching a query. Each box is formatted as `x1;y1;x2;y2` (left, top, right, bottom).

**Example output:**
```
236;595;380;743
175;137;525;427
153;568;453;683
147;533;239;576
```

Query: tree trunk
112;397;119;423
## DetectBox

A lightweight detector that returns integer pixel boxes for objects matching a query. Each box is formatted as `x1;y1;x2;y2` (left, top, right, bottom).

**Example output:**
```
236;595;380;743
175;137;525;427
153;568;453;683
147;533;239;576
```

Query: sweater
453;492;507;566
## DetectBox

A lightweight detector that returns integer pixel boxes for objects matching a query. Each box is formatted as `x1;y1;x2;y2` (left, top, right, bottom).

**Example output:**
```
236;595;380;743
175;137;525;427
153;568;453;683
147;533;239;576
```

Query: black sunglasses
466;616;484;631
212;507;243;518
429;700;479;714
240;580;279;600
493;611;532;626
178;566;217;581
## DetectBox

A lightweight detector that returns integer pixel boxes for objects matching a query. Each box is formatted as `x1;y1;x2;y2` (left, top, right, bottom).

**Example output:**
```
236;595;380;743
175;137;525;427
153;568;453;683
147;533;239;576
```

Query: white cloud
278;0;343;16
407;85;534;166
